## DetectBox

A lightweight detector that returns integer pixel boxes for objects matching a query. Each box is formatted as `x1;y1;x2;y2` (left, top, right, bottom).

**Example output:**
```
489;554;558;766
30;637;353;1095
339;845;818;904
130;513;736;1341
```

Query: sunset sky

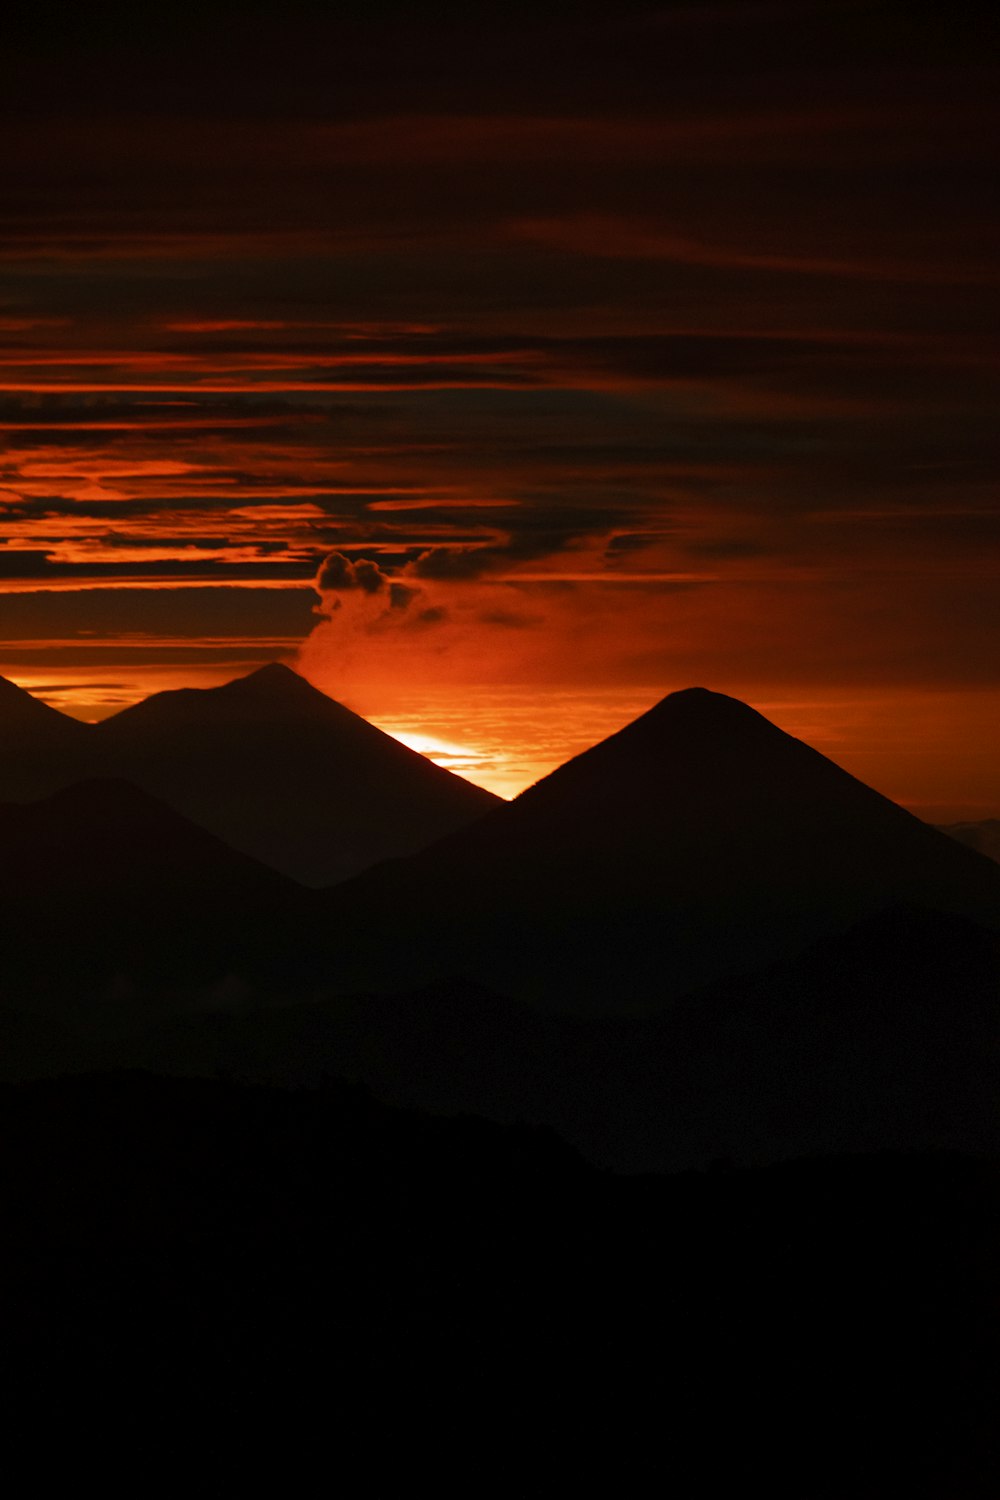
2;1;998;814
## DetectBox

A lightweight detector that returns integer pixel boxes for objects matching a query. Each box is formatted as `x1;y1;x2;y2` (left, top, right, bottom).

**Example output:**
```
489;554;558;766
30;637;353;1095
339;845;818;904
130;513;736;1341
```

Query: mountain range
107;904;1000;1171
0;672;94;802
1;669;998;1171
0;664;498;884
0;777;301;989
321;686;1000;1011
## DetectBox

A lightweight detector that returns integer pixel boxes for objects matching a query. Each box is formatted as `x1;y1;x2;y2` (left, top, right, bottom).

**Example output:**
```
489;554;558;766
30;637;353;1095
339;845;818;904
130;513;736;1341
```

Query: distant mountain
3;686;998;1180
0;777;302;991
940;818;1000;866
83;663;499;884
0;664;497;885
0;674;94;800
323;687;1000;1011
103;905;1000;1172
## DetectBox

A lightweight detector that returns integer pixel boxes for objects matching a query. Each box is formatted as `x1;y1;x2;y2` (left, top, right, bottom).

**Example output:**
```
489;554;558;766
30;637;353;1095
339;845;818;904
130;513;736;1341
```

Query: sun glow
378;727;491;782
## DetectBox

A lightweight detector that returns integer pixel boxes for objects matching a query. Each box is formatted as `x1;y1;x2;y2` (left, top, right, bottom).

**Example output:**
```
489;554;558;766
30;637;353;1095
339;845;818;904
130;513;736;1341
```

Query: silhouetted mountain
941;818;1000;865
3;684;999;1181
0;673;94;800
323;688;1000;1010
95;663;498;884
0;777;302;989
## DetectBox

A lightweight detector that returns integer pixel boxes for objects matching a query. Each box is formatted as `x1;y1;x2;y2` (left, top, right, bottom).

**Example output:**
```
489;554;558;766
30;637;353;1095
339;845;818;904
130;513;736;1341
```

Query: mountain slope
94;663;499;884
102;906;1000;1172
324;687;1000;1011
0;675;95;800
940;818;1000;866
0;777;303;988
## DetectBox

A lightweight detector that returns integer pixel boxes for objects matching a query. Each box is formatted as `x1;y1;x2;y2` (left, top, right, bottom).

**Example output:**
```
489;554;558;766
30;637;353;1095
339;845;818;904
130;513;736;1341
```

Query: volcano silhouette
326;687;1000;1011
94;663;498;884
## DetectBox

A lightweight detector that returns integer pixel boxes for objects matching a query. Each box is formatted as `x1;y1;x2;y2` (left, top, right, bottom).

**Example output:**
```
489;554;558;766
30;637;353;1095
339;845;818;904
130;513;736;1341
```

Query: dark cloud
0;550;52;576
477;609;542;629
389;582;418;611
314;552;420;616
316;551;390;595
411;548;499;581
0;551;316;580
683;538;771;560
98;533;237;551
0;585;315;643
605;532;668;557
411;512;607;580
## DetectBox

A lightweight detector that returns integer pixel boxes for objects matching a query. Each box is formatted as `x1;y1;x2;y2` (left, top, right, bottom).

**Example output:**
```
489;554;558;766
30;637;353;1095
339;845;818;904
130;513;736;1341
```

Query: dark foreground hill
2;1070;997;1494
105;905;1000;1173
1;689;998;1177
0;673;94;800
0;778;302;991
94;662;499;884
323;687;1000;1011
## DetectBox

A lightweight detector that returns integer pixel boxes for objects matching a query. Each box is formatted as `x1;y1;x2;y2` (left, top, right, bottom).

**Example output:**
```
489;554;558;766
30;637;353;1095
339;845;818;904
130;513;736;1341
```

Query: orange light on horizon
4;657;1000;822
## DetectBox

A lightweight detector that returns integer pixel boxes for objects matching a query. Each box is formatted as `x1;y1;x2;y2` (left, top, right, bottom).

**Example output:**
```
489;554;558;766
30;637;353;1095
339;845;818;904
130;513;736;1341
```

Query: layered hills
0;777;301;988
1;678;998;1173
0;664;498;884
110;905;1000;1172
0;674;94;801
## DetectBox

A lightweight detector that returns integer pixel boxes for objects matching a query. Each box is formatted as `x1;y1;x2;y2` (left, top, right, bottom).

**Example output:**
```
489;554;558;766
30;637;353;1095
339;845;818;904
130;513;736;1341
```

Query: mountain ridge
0;774;303;991
0;673;96;802
0;664;499;885
322;686;1000;1011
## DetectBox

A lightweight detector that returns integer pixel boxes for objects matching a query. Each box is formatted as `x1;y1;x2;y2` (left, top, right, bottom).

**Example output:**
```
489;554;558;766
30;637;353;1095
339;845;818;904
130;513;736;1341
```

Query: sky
1;1;998;813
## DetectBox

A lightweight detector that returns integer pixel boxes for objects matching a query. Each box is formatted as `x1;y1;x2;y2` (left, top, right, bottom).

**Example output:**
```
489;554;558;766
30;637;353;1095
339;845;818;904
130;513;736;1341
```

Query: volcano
326;687;1000;1011
94;663;499;885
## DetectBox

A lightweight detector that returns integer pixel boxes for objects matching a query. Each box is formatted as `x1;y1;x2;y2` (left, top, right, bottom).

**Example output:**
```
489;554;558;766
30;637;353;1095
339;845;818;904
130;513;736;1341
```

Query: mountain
103;905;1000;1172
0;674;94;800
322;687;1000;1011
940;818;1000;866
0;777;302;992
3;687;998;1178
93;663;499;884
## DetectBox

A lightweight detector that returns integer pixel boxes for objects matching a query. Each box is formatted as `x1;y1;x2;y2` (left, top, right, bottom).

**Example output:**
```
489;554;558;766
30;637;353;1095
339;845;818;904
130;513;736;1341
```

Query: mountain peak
226;662;314;693
98;660;350;732
94;662;498;885
201;662;359;717
522;685;787;795
336;687;1000;1013
641;686;762;726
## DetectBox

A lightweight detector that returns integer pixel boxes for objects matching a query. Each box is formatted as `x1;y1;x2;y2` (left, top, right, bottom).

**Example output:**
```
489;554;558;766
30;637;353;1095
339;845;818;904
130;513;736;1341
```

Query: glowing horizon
6;659;998;823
